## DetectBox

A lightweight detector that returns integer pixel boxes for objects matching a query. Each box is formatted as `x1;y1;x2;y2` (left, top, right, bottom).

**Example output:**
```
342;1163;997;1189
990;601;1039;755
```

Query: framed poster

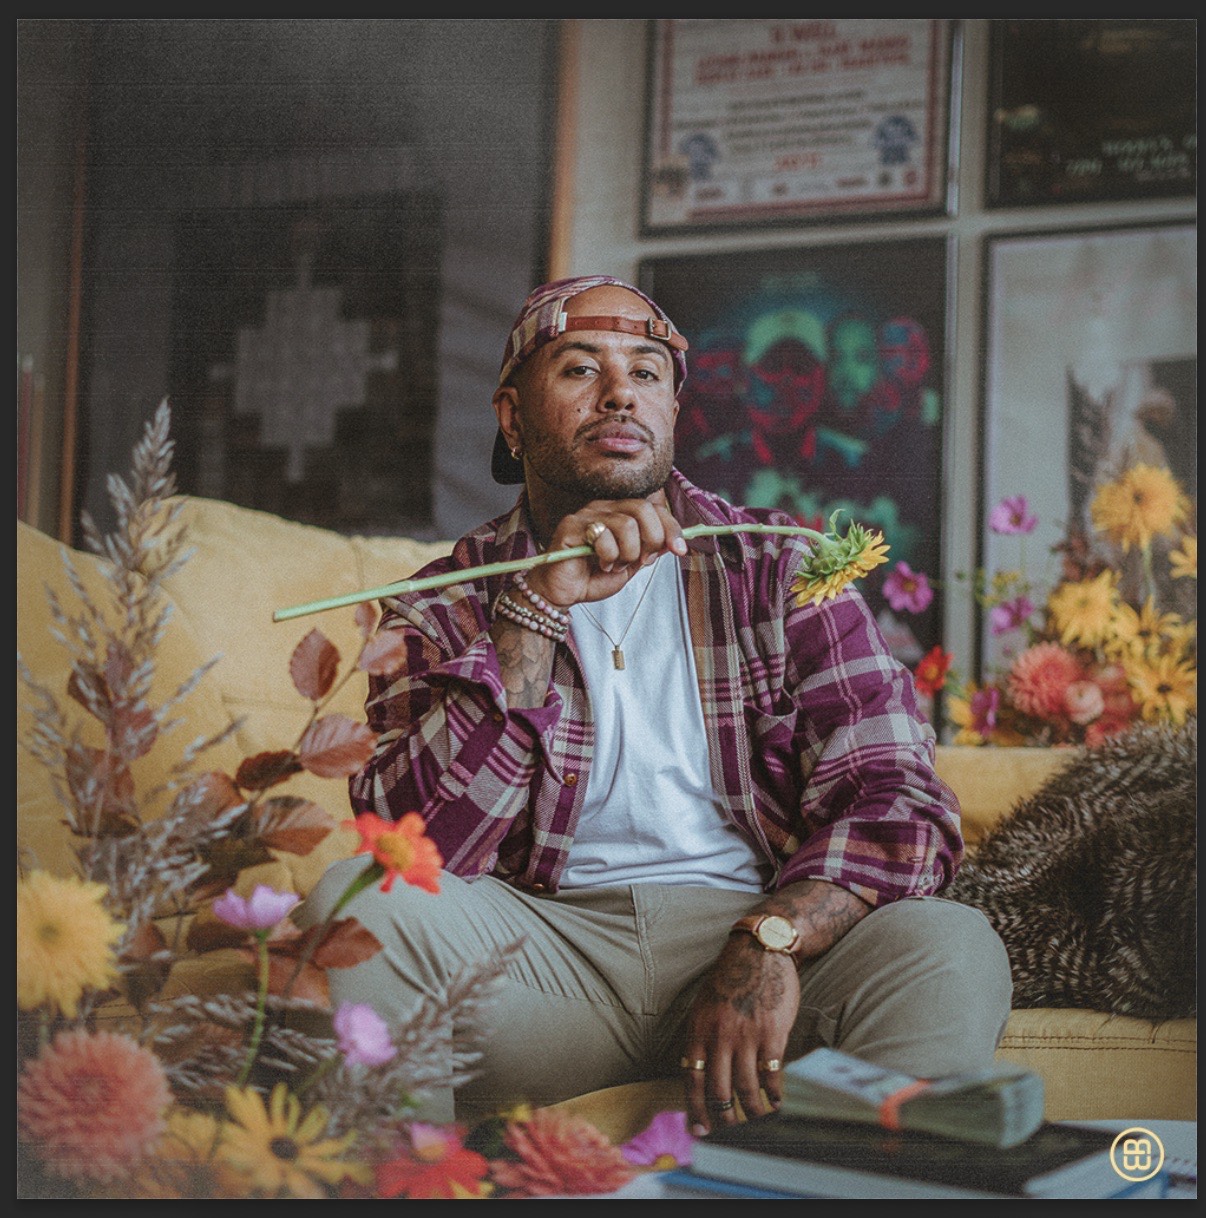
979;222;1197;673
640;237;952;667
642;19;957;233
986;19;1197;208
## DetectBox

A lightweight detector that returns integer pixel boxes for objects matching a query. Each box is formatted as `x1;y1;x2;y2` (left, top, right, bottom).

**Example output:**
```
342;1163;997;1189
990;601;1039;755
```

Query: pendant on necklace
612;647;626;671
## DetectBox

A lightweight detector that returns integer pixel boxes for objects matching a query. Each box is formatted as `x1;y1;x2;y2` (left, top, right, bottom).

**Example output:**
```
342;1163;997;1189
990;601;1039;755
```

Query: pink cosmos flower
333;1002;397;1067
621;1110;694;1170
967;686;1000;735
989;595;1035;636
988;495;1038;535
881;562;934;614
212;883;301;932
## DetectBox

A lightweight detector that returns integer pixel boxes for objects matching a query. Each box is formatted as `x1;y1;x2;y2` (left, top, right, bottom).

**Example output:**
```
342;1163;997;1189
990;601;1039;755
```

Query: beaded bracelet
494;591;568;642
513;569;571;628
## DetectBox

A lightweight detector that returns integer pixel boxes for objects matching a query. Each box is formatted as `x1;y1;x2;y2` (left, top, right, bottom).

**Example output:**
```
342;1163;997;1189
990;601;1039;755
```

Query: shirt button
491;710;504;723
529;882;547;893
564;772;578;786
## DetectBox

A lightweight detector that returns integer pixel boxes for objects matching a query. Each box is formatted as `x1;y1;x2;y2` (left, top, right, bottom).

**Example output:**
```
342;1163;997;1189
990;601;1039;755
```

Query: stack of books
664;1049;1169;1199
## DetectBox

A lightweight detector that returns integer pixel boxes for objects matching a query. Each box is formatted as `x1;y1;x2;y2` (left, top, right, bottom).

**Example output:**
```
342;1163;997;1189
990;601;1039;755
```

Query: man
300;275;1011;1137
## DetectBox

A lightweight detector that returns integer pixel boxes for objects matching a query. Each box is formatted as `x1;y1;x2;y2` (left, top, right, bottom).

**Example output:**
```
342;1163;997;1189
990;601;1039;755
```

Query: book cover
693;1113;1161;1199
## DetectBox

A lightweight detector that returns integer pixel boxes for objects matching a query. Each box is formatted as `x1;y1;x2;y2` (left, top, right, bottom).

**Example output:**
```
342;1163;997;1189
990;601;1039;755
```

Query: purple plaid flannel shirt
350;471;963;905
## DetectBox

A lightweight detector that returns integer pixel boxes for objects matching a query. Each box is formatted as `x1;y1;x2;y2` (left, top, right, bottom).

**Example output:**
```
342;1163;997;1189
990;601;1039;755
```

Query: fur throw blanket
948;719;1196;1021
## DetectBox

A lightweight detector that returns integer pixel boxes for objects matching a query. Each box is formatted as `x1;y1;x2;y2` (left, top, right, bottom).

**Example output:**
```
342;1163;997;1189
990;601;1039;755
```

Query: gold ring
759;1059;783;1073
680;1057;707;1072
584;521;606;546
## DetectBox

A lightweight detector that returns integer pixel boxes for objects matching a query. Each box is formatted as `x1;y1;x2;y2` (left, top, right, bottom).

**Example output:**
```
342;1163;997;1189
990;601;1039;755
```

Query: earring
510;445;522;461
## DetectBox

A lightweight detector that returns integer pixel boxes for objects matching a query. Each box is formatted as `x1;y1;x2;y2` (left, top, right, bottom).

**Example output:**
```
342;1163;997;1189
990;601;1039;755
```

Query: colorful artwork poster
640;237;949;667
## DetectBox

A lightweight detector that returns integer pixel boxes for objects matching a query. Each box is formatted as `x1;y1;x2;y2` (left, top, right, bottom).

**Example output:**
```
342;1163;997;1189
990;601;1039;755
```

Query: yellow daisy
1124;653;1197;726
1045;570;1119;650
1106;598;1184;662
1170;534;1197;580
219;1083;370;1198
17;870;124;1017
1090;463;1189;552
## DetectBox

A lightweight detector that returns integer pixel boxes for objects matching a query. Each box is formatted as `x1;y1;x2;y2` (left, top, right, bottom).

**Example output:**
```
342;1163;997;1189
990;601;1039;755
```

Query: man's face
498;285;680;501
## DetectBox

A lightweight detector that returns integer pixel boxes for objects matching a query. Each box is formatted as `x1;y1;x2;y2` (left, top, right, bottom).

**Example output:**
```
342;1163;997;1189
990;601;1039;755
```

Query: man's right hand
525;491;687;610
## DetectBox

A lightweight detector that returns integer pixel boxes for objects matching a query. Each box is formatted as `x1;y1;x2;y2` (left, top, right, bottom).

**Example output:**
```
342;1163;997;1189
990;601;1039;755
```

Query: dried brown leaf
297;715;376;779
112;698;158;761
289;628;340;702
358;629;408;676
355;601;378;640
186;770;245;820
66;664;112;722
185;908;249;954
236;749;303;791
254;795;338;856
65;741;140;836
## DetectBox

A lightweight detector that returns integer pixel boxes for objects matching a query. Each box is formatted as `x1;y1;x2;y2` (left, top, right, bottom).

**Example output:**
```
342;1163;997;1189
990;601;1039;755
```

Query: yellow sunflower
1090;463;1189;552
219;1083;370;1198
791;526;890;607
1124;653;1197;726
1045;570;1119;650
17;870;125;1017
1170;534;1197;580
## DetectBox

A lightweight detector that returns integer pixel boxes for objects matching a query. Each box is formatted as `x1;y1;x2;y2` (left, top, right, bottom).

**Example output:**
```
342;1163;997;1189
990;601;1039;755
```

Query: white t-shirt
561;554;768;891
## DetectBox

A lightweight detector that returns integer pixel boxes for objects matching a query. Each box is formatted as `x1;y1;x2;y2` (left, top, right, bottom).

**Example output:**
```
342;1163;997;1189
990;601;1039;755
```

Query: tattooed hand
681;879;871;1136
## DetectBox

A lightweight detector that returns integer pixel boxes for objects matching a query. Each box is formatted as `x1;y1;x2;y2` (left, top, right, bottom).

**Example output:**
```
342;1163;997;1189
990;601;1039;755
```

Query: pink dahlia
18;1028;172;1184
490;1108;636;1197
1064;680;1105;726
1007;643;1083;720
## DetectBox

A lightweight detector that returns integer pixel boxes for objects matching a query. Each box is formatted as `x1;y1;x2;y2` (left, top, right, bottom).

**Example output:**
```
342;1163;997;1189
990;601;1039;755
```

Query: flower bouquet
16;403;694;1199
906;464;1196;747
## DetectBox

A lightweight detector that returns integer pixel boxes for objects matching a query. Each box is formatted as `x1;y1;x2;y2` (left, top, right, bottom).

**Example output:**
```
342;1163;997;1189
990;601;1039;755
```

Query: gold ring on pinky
758;1059;783;1072
680;1057;707;1072
584;521;607;546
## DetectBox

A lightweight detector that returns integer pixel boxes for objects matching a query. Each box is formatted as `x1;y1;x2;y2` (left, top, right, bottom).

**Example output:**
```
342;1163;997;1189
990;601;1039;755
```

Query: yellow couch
17;496;1196;1137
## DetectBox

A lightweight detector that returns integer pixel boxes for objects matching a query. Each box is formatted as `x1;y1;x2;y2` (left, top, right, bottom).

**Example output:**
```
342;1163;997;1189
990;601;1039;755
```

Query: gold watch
730;913;802;960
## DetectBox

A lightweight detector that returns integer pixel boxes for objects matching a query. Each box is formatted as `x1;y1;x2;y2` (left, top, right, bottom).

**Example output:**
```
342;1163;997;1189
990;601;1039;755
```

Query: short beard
523;431;676;503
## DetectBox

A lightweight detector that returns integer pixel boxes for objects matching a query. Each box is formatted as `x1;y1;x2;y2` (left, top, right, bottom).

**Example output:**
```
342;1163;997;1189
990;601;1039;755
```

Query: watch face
758;915;797;951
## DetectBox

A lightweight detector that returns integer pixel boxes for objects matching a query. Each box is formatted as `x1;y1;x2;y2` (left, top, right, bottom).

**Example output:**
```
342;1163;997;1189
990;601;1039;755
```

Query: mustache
575;417;655;444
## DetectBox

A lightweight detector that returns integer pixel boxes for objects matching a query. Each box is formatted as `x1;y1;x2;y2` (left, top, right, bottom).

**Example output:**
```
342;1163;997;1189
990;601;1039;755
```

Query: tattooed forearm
761;879;873;962
490;616;556;709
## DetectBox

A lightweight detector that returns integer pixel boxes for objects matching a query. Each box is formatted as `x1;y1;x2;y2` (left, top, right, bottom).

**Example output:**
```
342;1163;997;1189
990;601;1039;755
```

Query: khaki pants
298;857;1012;1123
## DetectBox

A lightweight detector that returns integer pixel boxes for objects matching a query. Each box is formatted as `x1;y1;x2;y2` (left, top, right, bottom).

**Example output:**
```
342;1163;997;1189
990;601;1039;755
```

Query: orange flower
1007;643;1083;720
914;645;953;696
344;812;443;894
490;1108;635;1197
375;1123;491;1200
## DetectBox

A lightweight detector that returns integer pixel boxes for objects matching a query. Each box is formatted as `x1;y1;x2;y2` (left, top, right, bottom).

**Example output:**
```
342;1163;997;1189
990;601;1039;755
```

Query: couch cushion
157;497;452;893
996;1008;1197;1122
935;745;1073;847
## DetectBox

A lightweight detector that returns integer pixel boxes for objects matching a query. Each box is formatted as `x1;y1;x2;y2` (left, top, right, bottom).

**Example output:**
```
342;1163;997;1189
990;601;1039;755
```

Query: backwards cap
492;275;689;484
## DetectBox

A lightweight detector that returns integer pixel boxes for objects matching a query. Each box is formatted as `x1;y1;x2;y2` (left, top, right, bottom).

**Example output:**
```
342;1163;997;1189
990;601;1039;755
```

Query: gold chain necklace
576;557;661;671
